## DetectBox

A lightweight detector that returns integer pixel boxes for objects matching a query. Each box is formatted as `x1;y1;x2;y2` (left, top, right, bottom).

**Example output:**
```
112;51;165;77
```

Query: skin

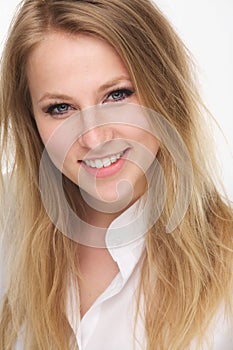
27;31;159;316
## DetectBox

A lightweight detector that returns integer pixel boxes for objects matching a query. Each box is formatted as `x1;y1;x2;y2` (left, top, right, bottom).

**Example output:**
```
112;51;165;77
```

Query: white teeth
95;159;103;169
110;155;117;163
102;158;112;167
90;160;96;167
83;151;125;169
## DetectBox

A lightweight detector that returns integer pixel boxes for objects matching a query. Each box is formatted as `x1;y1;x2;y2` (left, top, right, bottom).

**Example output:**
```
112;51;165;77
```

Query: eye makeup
42;85;135;118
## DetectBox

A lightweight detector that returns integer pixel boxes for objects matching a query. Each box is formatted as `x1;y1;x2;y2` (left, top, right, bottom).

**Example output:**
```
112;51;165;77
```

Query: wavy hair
0;0;233;349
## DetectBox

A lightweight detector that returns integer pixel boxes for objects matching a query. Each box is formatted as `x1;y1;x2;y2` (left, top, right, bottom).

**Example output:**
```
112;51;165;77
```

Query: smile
82;150;126;169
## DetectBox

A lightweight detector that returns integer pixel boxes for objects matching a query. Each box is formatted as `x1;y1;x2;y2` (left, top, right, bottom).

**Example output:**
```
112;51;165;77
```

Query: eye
45;103;75;117
105;88;134;103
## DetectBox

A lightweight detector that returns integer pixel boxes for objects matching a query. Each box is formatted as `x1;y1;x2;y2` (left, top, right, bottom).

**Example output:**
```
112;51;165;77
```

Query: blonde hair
0;0;233;349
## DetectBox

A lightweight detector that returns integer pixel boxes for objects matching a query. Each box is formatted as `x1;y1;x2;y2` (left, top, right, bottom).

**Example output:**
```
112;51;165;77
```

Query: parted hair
0;0;233;349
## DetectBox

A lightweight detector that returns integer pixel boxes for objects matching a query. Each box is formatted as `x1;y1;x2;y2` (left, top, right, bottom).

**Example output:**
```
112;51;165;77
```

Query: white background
0;0;232;199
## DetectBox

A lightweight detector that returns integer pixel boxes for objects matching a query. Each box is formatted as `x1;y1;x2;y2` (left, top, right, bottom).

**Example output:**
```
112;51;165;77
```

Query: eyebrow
38;75;132;103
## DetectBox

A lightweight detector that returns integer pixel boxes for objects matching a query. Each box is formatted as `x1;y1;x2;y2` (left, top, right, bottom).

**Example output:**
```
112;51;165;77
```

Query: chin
78;181;135;213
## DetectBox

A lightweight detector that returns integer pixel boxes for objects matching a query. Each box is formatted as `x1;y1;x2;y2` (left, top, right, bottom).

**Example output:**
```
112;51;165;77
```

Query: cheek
122;126;160;155
35;118;69;151
35;118;60;146
35;120;63;166
148;135;160;156
35;117;80;174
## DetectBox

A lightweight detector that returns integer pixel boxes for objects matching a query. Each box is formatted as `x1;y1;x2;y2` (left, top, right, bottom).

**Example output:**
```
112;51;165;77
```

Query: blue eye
45;103;74;117
106;88;134;102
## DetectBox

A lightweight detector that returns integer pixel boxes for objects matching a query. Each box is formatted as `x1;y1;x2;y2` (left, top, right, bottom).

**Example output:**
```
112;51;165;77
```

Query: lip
79;148;130;178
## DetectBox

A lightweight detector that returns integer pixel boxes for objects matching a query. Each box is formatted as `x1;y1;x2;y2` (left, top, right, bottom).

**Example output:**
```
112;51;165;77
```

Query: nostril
77;126;115;150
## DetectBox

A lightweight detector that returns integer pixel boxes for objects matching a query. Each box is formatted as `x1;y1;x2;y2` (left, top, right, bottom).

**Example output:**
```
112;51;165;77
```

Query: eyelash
45;103;75;117
44;87;135;117
105;88;134;102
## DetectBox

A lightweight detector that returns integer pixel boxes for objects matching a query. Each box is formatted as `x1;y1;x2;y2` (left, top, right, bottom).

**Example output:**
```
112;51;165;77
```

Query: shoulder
211;305;233;349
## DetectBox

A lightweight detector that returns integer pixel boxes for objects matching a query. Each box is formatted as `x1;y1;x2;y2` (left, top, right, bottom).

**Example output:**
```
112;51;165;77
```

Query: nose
78;125;115;149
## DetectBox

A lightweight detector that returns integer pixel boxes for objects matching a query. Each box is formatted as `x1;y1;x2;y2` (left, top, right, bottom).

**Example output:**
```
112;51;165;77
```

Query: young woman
0;0;232;349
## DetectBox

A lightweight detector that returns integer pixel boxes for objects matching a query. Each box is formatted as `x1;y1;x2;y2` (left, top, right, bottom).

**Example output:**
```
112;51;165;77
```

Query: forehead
27;31;129;80
26;31;131;103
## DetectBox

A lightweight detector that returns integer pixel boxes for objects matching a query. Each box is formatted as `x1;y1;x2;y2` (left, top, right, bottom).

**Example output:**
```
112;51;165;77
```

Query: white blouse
66;200;233;350
1;197;233;349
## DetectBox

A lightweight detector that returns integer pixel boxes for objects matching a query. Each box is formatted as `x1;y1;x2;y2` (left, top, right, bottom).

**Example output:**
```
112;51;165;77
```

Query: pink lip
80;148;130;178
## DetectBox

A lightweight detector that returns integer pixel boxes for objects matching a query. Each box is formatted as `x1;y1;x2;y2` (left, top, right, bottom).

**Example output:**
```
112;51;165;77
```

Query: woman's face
27;32;159;212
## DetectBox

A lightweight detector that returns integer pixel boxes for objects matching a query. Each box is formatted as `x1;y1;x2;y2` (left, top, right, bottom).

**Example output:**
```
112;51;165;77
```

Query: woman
0;0;233;349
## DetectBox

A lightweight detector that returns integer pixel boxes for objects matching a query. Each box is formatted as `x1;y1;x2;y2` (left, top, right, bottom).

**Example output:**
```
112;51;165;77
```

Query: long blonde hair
0;0;233;349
